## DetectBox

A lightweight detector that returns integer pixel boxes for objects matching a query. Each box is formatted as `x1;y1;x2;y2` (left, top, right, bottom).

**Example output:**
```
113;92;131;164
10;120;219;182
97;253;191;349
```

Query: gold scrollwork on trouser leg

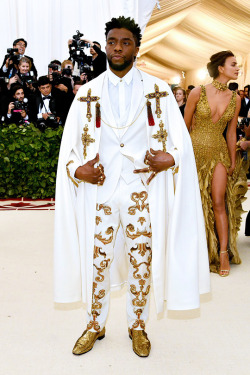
128;191;149;215
96;204;112;215
128;236;152;330
87;245;111;332
94;226;114;245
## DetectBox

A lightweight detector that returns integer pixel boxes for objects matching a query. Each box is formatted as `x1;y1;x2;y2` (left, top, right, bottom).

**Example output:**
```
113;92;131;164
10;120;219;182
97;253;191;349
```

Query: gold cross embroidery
145;84;168;118
152;121;168;152
81;125;95;159
78;89;100;122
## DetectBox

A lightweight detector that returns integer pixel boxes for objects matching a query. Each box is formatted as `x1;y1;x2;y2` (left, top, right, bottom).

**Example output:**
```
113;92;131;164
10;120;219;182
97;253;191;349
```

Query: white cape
54;70;210;313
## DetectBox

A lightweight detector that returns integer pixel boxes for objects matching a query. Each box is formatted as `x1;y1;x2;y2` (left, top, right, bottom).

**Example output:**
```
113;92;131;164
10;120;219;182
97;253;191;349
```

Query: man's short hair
228;82;238;91
50;60;61;66
105;16;142;47
93;41;101;49
38;76;51;87
13;38;27;47
11;84;23;96
188;85;195;90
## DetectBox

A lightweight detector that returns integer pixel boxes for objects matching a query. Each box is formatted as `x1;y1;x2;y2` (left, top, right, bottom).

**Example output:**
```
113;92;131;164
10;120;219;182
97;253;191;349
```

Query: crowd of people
0;36;107;129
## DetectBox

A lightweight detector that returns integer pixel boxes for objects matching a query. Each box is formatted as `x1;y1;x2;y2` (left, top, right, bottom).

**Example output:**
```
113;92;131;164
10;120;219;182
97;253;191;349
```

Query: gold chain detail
101;101;147;129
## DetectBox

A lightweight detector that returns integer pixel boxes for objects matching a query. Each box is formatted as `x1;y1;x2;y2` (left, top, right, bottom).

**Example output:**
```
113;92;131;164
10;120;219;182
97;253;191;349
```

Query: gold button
120;143;124;147
120;79;122;82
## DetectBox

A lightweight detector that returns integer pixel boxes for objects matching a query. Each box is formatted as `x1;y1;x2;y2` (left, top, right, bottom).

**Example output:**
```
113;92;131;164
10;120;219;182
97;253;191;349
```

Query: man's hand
8;102;14;114
134;148;175;184
74;153;105;185
42;113;50;120
20;110;27;118
55;83;68;93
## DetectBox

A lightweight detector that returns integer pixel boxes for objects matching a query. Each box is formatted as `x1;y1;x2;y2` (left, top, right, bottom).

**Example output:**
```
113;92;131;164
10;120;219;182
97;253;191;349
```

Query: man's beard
107;57;133;72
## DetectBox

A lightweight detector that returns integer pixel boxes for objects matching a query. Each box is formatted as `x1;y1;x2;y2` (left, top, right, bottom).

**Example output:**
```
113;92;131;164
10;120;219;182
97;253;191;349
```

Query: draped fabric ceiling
138;0;250;88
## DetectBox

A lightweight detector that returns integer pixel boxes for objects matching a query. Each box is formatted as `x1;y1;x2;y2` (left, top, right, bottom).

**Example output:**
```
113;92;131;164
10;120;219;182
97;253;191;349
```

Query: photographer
7;57;37;96
48;60;74;115
86;40;107;78
68;31;93;80
30;76;67;129
238;120;250;236
239;84;250;117
5;85;31;125
0;38;37;79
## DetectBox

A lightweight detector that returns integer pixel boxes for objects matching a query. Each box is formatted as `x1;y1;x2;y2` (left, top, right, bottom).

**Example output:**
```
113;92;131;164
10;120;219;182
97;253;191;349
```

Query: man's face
39;83;52;96
14;41;26;55
244;87;249;98
105;28;139;73
90;43;100;56
14;89;24;101
73;84;82;95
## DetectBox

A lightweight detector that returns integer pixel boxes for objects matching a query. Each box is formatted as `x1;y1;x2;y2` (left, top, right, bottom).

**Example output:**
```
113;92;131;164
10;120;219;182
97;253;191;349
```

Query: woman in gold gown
184;51;241;276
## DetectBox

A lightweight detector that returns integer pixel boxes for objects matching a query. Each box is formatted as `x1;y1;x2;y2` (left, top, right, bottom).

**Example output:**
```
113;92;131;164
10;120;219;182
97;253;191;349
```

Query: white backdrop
0;0;156;77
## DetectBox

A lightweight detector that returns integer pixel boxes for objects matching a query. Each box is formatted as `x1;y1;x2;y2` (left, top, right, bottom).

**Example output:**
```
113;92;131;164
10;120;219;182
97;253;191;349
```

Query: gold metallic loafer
128;328;151;357
72;327;105;355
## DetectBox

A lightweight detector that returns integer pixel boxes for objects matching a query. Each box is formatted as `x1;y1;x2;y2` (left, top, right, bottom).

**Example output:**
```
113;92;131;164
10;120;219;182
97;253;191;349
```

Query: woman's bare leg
211;163;230;275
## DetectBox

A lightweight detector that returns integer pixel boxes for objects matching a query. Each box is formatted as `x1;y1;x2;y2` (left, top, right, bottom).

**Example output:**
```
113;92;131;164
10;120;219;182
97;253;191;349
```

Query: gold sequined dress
190;85;245;273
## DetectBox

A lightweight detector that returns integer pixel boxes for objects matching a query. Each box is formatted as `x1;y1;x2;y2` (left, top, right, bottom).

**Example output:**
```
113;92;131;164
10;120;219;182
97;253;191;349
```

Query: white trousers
87;178;152;331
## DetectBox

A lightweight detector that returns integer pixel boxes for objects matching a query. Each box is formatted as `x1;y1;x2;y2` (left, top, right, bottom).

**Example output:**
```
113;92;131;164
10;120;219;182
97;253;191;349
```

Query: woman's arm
226;94;241;174
184;87;201;131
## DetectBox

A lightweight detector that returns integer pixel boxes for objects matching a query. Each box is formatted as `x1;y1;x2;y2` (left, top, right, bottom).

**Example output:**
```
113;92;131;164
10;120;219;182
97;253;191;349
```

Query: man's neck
109;65;133;78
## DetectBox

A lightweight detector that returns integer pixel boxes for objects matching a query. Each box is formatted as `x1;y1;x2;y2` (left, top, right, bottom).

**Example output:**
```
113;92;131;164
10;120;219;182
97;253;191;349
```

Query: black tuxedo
29;87;67;125
0;54;38;78
239;98;250;117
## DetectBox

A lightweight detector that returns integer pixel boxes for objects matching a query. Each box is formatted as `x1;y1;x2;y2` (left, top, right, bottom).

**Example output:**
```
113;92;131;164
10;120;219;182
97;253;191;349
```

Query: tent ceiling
138;0;250;82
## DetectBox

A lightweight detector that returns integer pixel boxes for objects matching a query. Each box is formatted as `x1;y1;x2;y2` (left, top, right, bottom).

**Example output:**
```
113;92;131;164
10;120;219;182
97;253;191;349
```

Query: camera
61;68;72;76
13;98;28;112
48;63;61;72
19;72;35;85
69;30;91;67
6;47;20;65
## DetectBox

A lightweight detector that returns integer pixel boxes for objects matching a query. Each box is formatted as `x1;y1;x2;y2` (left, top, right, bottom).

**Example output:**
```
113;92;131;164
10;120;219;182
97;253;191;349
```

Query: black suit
29;87;67;125
92;45;107;78
0;54;38;78
239;98;250;117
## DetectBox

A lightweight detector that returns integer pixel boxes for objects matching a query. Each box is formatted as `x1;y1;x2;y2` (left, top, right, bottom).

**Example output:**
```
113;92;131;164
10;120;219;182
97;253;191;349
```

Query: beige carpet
0;190;249;375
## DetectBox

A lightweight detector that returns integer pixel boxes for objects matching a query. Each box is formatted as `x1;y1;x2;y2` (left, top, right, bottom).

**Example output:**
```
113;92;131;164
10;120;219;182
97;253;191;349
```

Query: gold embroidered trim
138;217;146;226
82;125;95;159
95;216;102;225
96;204;112;215
88;246;110;332
145;84;168;118
126;224;152;240
95;226;114;245
152;120;168;152
78;88;100;122
66;160;78;188
128;192;149;215
131;243;151;257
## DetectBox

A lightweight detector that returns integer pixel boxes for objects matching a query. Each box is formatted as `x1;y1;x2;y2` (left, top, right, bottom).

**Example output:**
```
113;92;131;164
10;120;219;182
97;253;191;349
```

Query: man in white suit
54;16;210;357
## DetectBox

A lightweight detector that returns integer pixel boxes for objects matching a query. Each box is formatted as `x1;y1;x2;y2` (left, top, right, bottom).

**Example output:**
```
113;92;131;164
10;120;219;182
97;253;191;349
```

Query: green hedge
0;123;63;198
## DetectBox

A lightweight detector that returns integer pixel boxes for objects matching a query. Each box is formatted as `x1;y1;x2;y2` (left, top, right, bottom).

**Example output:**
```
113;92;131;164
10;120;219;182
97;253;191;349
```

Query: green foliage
0;123;63;198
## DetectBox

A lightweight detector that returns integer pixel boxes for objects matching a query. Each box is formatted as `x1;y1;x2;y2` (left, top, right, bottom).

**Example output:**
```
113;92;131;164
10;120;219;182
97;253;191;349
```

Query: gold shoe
72;327;105;355
219;250;230;277
128;328;151;357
